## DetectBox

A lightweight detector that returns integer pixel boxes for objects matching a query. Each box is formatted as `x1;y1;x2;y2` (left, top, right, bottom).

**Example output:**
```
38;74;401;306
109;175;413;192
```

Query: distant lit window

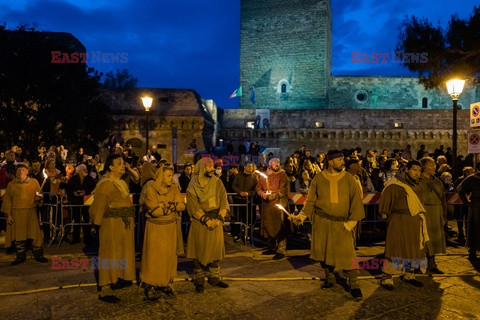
422;97;428;108
354;90;368;103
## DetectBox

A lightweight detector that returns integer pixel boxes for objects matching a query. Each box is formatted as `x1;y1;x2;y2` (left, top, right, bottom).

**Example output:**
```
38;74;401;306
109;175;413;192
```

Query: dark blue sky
0;0;477;109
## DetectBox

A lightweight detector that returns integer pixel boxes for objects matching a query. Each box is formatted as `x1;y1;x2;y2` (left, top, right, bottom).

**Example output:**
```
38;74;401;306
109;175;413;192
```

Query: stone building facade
217;0;480;160
102;88;216;165
219;109;471;160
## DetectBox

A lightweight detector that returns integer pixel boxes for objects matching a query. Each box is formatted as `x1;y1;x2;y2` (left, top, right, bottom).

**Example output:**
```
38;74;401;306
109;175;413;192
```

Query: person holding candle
293;150;365;301
1;162;48;265
256;157;290;260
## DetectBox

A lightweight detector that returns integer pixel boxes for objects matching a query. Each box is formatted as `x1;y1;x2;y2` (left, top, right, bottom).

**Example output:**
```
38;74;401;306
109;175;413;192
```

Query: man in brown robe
141;165;185;300
186;157;230;293
294;150;365;301
89;154;136;303
379;160;428;290
419;157;446;274
1;163;48;265
256;157;290;260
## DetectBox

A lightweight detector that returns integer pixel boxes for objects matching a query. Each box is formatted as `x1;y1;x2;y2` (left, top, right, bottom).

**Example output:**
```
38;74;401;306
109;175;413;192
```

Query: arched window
422;97;428;108
276;79;291;94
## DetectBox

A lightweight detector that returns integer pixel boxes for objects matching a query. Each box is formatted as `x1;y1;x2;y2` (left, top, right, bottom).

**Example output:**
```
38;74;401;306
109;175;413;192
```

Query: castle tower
240;0;332;109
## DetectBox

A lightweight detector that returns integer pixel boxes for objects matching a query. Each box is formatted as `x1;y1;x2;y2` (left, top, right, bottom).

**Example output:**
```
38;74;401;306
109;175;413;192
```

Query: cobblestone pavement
1;227;480;320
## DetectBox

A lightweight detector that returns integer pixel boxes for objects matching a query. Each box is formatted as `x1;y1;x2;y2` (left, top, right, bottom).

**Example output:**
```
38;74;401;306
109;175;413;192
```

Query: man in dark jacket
231;162;257;242
66;164;96;244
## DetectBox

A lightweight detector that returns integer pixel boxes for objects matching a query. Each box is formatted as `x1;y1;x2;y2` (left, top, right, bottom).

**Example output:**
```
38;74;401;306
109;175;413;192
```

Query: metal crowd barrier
30;191;468;248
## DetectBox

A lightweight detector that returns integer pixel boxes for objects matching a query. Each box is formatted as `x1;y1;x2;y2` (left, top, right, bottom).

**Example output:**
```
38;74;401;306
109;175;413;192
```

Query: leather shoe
35;256;48;263
11;258;26;266
400;276;423;287
427;267;444;275
195;284;204;293
162;286;175;298
350;288;363;301
272;253;285;260
321;280;334;289
380;279;394;291
98;295;120;303
262;249;276;255
208;279;229;288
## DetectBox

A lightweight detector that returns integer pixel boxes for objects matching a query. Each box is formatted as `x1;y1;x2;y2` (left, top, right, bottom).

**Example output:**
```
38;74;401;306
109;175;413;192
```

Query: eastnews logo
51;51;128;64
351;51;428;64
51;257;128;270
352;257;427;270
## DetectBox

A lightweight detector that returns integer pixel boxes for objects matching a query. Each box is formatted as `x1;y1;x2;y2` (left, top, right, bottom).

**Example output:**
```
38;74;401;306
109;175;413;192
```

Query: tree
396;6;480;89
0;25;112;155
102;68;138;90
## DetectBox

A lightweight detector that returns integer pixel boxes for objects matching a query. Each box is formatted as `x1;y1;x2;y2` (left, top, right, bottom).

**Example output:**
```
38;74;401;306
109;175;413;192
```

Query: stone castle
216;0;479;160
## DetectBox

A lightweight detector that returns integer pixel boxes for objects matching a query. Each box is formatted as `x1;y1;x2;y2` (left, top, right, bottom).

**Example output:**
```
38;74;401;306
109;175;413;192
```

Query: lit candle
255;170;270;194
275;204;295;221
40;169;48;190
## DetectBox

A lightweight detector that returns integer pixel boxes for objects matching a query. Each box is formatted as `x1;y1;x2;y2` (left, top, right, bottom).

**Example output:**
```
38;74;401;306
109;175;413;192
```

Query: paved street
1;225;480;320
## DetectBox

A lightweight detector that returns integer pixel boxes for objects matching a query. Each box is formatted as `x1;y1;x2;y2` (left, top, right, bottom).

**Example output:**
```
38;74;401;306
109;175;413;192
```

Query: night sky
0;0;477;109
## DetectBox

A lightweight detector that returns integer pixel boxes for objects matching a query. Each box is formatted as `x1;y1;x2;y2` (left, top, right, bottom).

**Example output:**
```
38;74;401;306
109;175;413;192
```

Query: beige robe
379;174;426;261
141;183;184;286
302;171;364;270
1;178;43;247
89;178;135;287
186;160;230;266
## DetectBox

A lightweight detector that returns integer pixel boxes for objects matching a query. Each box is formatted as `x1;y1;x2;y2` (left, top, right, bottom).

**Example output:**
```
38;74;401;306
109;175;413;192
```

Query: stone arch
377;131;384;139
329;131;336;139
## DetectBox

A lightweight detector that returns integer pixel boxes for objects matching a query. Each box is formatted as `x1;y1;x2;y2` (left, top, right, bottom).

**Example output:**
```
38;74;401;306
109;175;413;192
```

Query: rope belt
314;207;347;222
104;206;135;228
147;217;177;225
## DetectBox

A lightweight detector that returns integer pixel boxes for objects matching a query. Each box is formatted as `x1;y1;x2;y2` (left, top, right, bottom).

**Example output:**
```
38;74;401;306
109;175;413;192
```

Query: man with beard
378;160;428;290
1;163;48;265
256;157;290;260
186;157;230;293
294;150;364;300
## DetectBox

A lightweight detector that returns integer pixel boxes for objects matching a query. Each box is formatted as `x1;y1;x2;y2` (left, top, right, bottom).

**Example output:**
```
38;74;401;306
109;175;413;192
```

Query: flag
229;86;242;98
250;87;256;104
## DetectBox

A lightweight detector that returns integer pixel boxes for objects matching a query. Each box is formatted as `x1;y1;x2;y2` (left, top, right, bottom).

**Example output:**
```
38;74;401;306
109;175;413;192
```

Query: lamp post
141;96;153;155
446;79;465;179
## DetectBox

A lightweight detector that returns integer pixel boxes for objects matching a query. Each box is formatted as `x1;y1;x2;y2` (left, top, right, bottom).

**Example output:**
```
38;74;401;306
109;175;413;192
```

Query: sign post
470;102;480;171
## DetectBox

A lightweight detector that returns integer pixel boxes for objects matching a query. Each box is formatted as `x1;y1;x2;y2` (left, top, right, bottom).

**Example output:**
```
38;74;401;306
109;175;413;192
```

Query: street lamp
446;78;465;178
141;96;153;155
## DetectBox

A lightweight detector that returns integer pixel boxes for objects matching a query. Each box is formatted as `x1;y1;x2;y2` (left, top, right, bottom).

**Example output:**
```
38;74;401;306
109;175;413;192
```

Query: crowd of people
1;141;480;303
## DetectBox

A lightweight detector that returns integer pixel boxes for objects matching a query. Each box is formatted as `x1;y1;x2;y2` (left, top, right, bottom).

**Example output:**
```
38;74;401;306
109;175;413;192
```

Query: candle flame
255;170;268;179
42;169;47;179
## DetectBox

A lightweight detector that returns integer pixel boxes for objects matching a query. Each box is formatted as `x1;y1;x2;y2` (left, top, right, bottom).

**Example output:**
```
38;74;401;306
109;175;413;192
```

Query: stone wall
111;115;207;166
329;76;479;110
240;0;331;109
219;109;472;160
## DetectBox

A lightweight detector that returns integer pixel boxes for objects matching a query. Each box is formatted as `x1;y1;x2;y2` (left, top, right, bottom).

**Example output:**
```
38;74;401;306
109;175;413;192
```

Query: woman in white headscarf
140;165;185;300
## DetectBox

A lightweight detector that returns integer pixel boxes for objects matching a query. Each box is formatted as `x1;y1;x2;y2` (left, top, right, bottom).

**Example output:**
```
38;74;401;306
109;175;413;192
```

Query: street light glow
446;79;465;100
141;96;153;111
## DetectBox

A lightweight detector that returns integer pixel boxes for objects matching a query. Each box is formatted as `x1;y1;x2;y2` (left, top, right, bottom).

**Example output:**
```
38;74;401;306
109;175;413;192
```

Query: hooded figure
140;165;185;300
186;157;230;293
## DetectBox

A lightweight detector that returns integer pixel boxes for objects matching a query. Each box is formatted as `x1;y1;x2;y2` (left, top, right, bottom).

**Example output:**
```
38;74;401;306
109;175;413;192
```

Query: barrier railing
4;190;467;248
